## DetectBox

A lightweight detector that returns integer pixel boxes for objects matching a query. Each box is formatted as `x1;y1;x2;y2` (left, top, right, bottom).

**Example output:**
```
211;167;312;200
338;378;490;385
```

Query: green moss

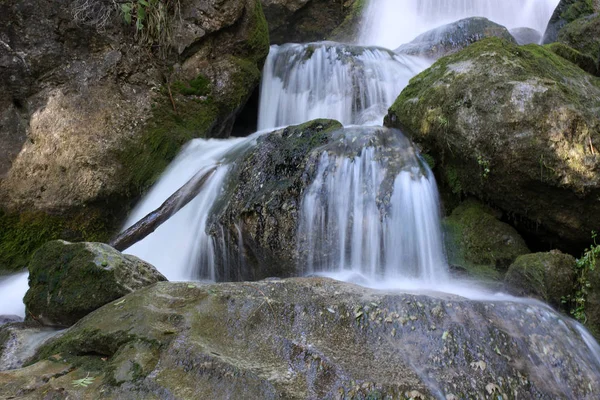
561;0;595;22
329;0;368;42
171;74;211;96
443;200;529;281
244;0;270;65
420;153;436;169
557;13;600;67
0;208;115;272
544;42;598;75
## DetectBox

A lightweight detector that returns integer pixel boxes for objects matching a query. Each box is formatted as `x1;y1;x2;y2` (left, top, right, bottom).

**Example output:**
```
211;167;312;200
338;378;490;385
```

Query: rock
1;278;599;398
443;200;530;282
0;315;22;326
586;262;600;338
262;0;364;44
545;42;599;75
0;322;58;371
543;0;597;44
556;13;600;75
395;17;516;60
504;251;576;308
24;240;166;327
208;120;431;281
510;27;542;45
0;0;270;272
385;38;600;251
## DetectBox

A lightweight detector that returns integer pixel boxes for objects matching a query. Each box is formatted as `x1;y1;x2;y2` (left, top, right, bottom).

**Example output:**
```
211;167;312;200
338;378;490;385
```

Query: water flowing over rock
0;323;58;371
360;0;559;49
258;42;429;129
395;17;516;60
385;38;600;250
1;278;599;398
0;0;270;272
25;240;166;327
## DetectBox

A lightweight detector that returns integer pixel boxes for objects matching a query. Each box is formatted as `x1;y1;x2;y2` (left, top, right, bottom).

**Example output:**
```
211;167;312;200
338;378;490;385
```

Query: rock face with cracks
385;38;600;250
0;278;599;399
24;240;166;327
0;0;270;272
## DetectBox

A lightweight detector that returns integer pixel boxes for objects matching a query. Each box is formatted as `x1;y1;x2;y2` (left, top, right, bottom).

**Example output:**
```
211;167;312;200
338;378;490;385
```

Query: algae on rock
385;38;600;250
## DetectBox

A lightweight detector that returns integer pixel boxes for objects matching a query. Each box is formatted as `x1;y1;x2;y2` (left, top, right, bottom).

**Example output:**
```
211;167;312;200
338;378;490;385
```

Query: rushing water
360;0;560;49
258;42;429;128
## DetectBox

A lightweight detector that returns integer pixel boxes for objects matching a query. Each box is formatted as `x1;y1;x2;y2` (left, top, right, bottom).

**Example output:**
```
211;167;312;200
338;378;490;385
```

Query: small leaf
139;0;149;6
114;299;126;306
72;373;95;388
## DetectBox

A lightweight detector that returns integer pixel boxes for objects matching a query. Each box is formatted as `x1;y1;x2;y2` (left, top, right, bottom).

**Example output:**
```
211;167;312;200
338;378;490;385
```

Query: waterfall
298;127;446;282
258;42;429;128
360;0;560;49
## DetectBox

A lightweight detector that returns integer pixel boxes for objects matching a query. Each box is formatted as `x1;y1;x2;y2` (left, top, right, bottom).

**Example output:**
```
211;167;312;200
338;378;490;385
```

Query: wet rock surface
0;322;58;371
386;38;600;251
24;240;166;327
0;278;599;398
395;17;516;60
510;27;542;45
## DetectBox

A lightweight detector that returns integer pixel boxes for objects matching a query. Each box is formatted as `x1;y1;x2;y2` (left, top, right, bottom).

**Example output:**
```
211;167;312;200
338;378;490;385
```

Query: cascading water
360;0;560;49
258;42;429;128
298;127;446;282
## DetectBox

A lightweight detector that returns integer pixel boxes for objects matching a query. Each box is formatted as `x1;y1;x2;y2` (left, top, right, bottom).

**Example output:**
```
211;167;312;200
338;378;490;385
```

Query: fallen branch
111;165;218;251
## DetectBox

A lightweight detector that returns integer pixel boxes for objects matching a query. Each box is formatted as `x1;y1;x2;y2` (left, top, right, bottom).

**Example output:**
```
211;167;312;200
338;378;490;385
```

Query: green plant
562;231;599;323
72;373;95;388
120;0;180;56
476;155;490;179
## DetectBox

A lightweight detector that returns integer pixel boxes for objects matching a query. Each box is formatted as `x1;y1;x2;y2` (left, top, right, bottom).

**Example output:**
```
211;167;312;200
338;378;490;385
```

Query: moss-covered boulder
385;38;600;250
395;17;516;60
1;278;599;398
0;0;270;272
556;13;600;75
545;42;599;75
504;251;576;308
262;0;364;44
542;0;598;43
443;200;530;282
24;240;166;327
208;120;432;281
509;27;542;45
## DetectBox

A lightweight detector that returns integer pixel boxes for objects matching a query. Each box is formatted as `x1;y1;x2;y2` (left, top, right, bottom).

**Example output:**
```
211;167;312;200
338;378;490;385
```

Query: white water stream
360;0;560;49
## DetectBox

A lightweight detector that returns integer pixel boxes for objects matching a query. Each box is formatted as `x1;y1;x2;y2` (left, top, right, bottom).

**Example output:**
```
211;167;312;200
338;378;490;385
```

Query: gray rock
0;322;59;371
1;278;598;398
395;17;516;60
510;27;542;45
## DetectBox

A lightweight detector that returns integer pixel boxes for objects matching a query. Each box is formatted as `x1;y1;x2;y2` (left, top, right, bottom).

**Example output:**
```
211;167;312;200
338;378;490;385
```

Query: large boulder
385;38;600;251
261;0;364;44
24;240;166;327
504;251;576;308
0;0;270;272
395;17;516;60
1;278;599;398
543;0;598;44
443;200;530;282
544;42;599;75
207;120;432;281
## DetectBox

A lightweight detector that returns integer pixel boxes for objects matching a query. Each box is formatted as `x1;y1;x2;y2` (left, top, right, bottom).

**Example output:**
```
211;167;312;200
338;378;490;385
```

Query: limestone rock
0;0;269;272
24;240;166;327
385;38;600;250
1;278;598;398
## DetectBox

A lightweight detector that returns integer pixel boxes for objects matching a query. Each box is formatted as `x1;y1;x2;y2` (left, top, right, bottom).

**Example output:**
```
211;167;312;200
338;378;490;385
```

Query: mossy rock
443;200;530;282
556;13;600;76
586;260;600;338
545;42;599;75
396;17;516;60
504;251;576;308
24;240;166;327
543;0;597;43
385;38;600;251
1;278;598;398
